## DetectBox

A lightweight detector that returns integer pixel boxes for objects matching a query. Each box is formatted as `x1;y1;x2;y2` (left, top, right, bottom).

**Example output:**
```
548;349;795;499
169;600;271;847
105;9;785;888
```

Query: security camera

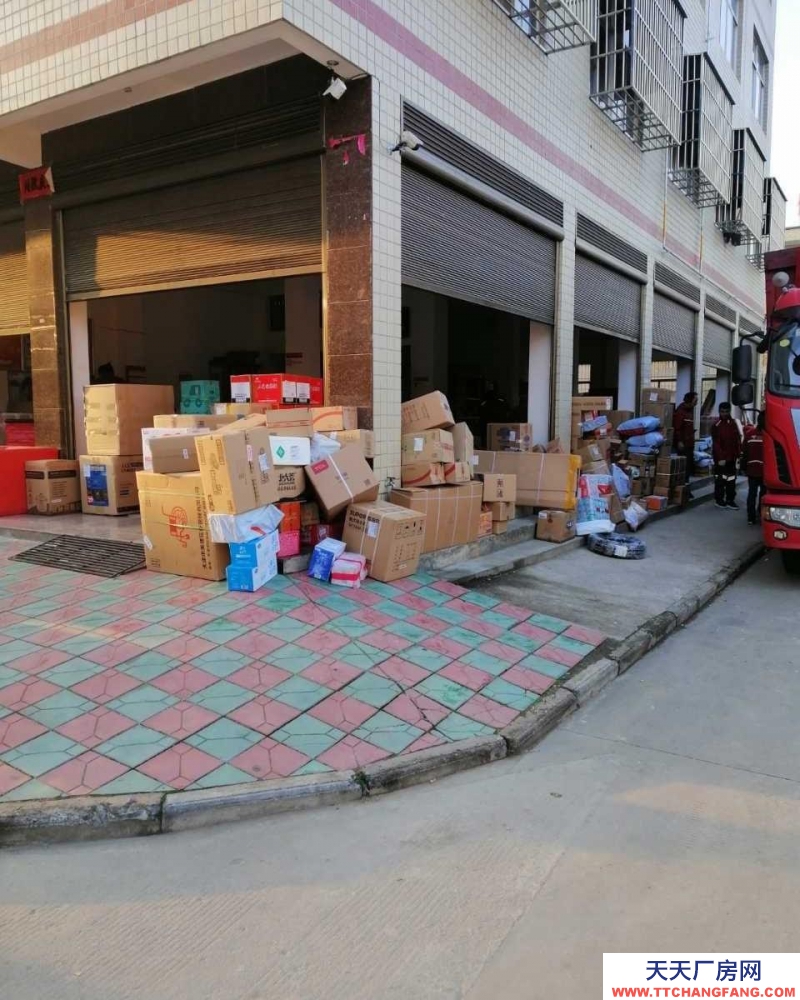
323;76;347;100
390;130;424;153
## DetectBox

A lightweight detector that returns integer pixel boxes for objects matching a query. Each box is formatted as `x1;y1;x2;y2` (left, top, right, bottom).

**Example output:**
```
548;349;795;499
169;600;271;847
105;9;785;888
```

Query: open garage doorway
573;327;638;410
401;286;552;449
69;274;322;455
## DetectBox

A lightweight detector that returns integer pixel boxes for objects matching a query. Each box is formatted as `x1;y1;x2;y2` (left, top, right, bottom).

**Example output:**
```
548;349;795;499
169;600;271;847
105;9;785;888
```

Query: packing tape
328;453;354;500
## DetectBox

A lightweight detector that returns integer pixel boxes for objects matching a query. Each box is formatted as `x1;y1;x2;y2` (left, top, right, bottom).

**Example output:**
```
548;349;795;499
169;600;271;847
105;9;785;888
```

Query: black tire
781;550;800;575
586;532;647;560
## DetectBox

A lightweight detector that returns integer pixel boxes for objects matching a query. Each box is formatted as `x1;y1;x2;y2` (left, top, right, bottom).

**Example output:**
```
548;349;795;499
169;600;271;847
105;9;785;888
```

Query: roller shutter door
63;158;322;298
653;293;696;359
0;222;29;336
703;317;733;370
574;254;642;341
401;166;556;322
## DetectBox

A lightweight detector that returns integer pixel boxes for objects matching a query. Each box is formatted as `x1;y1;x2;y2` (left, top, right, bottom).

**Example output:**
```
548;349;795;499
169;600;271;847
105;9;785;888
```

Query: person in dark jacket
672;391;698;477
711;402;743;510
743;412;765;525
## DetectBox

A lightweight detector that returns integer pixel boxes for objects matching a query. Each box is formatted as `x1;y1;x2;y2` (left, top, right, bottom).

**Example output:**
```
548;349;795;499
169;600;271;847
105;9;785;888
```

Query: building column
676;361;693;399
639;260;654;393
617;341;638;411
528;322;552;444
693;296;705;406
552;211;576;444
324;77;373;430
24;198;70;453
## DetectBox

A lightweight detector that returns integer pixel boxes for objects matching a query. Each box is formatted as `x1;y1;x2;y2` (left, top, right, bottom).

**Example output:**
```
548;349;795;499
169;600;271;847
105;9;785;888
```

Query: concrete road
2;551;799;1000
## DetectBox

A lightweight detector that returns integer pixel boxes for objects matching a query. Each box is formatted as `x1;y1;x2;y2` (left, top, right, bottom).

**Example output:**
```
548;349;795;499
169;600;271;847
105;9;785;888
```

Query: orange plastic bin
0;446;59;516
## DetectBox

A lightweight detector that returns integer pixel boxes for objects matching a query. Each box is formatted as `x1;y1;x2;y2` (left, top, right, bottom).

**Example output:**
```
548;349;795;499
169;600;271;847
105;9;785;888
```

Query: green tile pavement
186;719;263;761
272;715;345;757
352;712;423;753
95;726;176;768
340;673;402;709
415;675;473;710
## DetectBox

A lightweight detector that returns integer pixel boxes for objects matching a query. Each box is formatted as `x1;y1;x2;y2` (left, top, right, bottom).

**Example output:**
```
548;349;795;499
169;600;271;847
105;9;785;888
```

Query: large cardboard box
640;387;675;406
401;429;454;465
324;429;374;458
600;410;634;430
142;427;207;472
536;510;576;543
231;373;324;406
180;380;220;415
79;455;143;515
572;395;615;413
488;500;515;522
475;451;580;510
576;440;611;467
451;422;475;466
343;501;426;582
444;461;472;484
487;423;533;452
137;471;228;580
305;443;380;518
25;460;80;515
268;436;311;466
401;462;446;487
195;425;278;515
263;409;313;436
153;414;235;431
275;467;306;499
311;406;358;432
401;391;455;434
389;483;482;553
640;400;675;428
84;384;174;455
481;473;517;503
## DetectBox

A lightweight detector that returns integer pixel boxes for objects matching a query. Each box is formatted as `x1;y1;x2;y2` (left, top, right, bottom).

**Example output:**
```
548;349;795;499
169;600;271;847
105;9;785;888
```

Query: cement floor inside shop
0;512;144;545
474;484;756;641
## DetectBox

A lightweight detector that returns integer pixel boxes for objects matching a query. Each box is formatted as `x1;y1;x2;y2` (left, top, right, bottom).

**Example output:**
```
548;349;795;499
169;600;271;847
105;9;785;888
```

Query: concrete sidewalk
475;486;760;642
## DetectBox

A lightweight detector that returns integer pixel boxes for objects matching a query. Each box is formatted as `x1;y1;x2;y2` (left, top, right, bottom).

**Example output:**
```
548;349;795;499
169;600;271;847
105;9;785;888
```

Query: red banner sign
19;166;54;203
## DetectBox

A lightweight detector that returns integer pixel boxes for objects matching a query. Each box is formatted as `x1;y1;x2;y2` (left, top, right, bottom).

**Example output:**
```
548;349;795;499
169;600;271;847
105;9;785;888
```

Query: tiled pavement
0;538;605;802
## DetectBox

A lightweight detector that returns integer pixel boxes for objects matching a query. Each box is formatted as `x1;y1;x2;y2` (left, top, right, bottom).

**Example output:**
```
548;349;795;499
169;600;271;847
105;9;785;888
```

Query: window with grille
493;0;598;54
590;0;685;151
670;54;733;207
720;0;740;71
751;32;769;130
715;129;766;246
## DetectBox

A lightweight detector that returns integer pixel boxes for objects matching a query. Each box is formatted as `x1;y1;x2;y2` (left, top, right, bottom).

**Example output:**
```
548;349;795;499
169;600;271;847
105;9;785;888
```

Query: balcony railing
670;54;733;207
748;177;788;269
493;0;598;54
590;0;686;151
716;129;766;247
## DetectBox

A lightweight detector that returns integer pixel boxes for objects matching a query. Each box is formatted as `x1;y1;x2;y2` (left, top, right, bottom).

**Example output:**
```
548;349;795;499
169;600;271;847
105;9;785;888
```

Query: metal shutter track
653;293;695;358
574;254;641;340
0;222;28;336
703;317;733;370
402;167;555;322
64;158;322;297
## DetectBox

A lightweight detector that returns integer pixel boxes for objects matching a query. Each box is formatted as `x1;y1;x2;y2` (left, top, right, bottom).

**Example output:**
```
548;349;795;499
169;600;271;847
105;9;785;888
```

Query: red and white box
230;374;324;407
331;553;368;588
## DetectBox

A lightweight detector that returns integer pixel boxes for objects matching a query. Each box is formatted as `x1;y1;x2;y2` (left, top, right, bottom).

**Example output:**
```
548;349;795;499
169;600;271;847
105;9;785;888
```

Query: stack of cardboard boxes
81;384;174;516
389;391;483;553
180;380;220;415
480;472;517;536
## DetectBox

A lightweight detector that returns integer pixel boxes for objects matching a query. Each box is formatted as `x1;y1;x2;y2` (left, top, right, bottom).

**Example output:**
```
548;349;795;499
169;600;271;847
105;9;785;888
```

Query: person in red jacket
672;391;698;477
711;401;743;510
743;412;765;524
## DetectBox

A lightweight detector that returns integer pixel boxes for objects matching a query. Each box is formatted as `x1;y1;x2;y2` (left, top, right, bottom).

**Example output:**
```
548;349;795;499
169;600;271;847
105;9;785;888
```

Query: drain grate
12;535;146;578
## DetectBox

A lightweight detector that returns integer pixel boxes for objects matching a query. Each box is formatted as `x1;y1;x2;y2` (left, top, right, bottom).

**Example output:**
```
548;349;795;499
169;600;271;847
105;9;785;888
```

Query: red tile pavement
295;629;350;655
317;735;389;770
225;632;286;659
6;649;71;675
439;661;493;692
151;665;218;698
460;694;520;728
0;713;47;752
230;739;309;778
155;635;217;662
40;751;127;795
0;761;30;795
535;644;583;668
308;692;378;733
287;604;334;627
478;640;527;666
0;677;60;710
299;659;361;691
138;743;220;789
84;640;144;668
229;696;300;736
502;665;557;694
421;635;472;660
56;707;135;748
72;669;141;704
358;629;413;654
402;732;449;754
226;663;291;694
383;691;449;731
227;605;279;628
373;657;429;689
565;624;607;646
144;702;219;740
513;622;557;644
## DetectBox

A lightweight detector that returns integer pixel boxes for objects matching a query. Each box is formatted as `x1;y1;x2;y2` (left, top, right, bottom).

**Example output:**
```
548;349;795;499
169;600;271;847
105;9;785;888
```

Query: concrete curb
1;540;764;850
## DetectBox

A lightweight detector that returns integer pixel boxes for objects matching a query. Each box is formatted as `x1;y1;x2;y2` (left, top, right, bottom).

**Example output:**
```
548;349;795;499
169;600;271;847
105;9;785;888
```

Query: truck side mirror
732;344;753;384
732;381;754;407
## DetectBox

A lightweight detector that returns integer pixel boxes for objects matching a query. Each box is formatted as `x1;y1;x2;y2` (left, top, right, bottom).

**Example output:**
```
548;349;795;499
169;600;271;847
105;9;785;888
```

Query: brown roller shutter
574;254;642;341
653;293;696;359
703;317;734;370
0;222;29;336
63;158;322;298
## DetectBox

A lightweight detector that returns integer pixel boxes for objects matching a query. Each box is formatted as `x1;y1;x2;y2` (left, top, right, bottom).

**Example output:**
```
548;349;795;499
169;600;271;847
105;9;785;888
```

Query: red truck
732;248;800;573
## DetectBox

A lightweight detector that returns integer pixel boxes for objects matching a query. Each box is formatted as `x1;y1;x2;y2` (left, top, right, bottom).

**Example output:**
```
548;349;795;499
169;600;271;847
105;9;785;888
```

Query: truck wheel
781;550;800;575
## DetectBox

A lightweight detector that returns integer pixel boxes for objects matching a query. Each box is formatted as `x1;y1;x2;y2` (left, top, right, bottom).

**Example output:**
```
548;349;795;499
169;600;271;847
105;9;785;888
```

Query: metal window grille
590;0;685;151
670;54;733;207
747;177;787;270
493;0;598;54
715;129;765;245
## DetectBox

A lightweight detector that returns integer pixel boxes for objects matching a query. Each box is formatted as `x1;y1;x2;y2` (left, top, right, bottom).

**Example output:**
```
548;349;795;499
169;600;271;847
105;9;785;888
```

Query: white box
268;436;311;466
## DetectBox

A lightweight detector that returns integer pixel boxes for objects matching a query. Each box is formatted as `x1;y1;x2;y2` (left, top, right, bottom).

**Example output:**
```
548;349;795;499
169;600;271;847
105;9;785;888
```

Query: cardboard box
478;507;493;537
213;403;267;417
305;444;380;519
600;410;635;429
277;501;302;533
180;380;220;415
401;429;454;465
583;460;611;476
195;425;278;515
641;400;675;428
492;520;508;535
572;395;615;412
228;531;280;565
231;374;324;406
25;460;80;515
153;414;236;430
263;409;313;436
84;384;175;455
401;462;446;487
301;501;320;527
324;429;374;458
401;391;454;433
657;455;687;477
275;467;305;499
488;423;533;452
269;436;311;466
141;427;207;472
481;473;517;503
207;505;283;544
389;483;482;553
444;462;472;485
452;422;475;466
80;455;143;515
343;501;426;583
640;387;674;406
311;406;358;432
608;490;625;525
226;535;279;591
576;441;611;466
488;500;515;522
277;530;301;559
137;471;228;580
536;510;576;543
645;495;669;512
475;452;580;510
